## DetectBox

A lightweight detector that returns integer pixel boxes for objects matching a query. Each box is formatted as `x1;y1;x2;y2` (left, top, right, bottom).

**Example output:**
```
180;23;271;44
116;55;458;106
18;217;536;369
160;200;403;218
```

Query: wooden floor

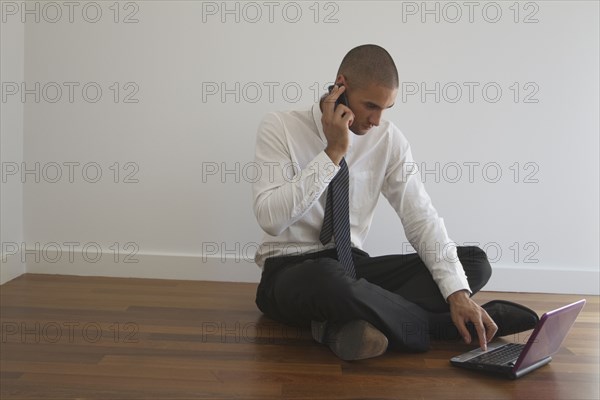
0;274;598;399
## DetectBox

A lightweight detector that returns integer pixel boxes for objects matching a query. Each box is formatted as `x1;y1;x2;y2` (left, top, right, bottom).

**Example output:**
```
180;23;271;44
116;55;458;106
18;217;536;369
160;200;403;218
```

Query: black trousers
255;246;492;352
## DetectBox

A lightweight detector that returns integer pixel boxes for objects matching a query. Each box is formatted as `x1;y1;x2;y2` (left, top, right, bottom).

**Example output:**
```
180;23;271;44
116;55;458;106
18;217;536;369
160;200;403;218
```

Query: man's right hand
321;85;354;165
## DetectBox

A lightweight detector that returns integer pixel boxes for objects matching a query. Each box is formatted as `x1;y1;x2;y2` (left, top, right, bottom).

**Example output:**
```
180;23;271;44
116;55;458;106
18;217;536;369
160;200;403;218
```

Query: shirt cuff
441;275;472;301
290;151;339;219
435;262;472;301
310;150;340;185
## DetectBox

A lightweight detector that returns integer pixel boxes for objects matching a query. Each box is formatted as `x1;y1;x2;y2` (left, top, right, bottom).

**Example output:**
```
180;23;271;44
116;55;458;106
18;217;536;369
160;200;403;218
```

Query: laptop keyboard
466;343;525;366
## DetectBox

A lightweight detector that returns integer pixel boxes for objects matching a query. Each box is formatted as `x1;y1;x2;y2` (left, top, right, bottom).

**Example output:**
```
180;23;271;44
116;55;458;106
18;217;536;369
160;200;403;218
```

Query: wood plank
1;273;598;399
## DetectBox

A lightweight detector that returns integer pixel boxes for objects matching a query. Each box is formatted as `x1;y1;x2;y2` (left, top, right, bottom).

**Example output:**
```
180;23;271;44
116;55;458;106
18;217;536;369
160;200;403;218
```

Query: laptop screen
516;300;586;370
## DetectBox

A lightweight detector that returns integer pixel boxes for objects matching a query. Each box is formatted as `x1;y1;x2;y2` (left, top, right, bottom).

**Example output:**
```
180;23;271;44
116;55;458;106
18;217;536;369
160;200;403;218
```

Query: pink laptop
451;299;586;379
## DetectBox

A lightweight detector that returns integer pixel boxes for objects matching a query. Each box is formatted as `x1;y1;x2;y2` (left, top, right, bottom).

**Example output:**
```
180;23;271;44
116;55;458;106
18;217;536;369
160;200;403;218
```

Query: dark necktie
319;158;357;279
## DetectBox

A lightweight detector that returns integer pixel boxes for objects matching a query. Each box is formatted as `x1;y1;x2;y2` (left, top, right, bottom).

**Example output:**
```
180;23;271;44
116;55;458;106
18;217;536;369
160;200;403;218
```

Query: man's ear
335;74;347;87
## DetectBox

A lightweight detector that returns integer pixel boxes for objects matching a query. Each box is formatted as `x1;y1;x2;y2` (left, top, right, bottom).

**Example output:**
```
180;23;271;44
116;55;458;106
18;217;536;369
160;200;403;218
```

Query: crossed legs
255;246;492;351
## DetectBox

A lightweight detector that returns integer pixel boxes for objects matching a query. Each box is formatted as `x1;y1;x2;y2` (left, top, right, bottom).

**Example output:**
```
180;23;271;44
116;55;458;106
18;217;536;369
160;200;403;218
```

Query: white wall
0;10;25;284
2;1;598;294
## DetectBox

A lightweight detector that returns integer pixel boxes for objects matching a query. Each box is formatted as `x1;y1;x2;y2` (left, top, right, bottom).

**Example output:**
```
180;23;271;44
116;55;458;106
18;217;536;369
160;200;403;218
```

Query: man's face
344;82;397;135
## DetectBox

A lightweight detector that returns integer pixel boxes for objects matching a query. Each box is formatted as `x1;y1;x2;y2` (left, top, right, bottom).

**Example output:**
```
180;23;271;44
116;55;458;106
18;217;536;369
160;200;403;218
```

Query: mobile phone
328;84;349;110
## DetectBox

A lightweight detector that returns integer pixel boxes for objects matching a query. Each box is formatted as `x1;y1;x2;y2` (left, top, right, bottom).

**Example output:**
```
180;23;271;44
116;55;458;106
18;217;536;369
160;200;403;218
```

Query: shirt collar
312;101;354;150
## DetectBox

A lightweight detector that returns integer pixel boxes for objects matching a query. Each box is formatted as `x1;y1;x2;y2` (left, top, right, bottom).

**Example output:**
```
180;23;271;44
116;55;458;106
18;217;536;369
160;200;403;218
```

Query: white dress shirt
252;102;471;299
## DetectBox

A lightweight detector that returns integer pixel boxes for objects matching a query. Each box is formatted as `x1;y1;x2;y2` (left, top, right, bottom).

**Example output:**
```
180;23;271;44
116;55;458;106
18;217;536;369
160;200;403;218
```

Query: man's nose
368;111;382;127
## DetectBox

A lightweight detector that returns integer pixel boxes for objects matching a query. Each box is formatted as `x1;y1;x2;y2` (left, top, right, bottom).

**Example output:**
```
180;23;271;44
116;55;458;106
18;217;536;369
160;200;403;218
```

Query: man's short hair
337;44;399;89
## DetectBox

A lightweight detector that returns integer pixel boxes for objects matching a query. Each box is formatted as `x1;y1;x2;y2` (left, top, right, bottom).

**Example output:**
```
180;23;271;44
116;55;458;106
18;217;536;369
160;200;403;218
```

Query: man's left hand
447;290;498;350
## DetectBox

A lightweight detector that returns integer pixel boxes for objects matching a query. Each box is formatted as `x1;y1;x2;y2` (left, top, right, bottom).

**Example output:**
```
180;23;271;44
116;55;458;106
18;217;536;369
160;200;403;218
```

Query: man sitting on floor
251;44;537;360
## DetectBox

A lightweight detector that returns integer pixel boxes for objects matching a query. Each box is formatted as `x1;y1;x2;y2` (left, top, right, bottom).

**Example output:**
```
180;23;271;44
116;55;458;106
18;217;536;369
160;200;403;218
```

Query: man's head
335;44;399;135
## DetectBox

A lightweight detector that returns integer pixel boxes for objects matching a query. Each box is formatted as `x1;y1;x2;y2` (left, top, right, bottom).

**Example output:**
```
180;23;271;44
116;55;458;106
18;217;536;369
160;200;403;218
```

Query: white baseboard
5;249;599;295
22;251;262;283
0;251;26;285
484;264;599;295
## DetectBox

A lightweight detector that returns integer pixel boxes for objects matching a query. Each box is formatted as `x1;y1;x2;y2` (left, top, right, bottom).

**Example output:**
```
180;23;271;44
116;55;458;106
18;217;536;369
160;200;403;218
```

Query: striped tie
319;158;357;279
